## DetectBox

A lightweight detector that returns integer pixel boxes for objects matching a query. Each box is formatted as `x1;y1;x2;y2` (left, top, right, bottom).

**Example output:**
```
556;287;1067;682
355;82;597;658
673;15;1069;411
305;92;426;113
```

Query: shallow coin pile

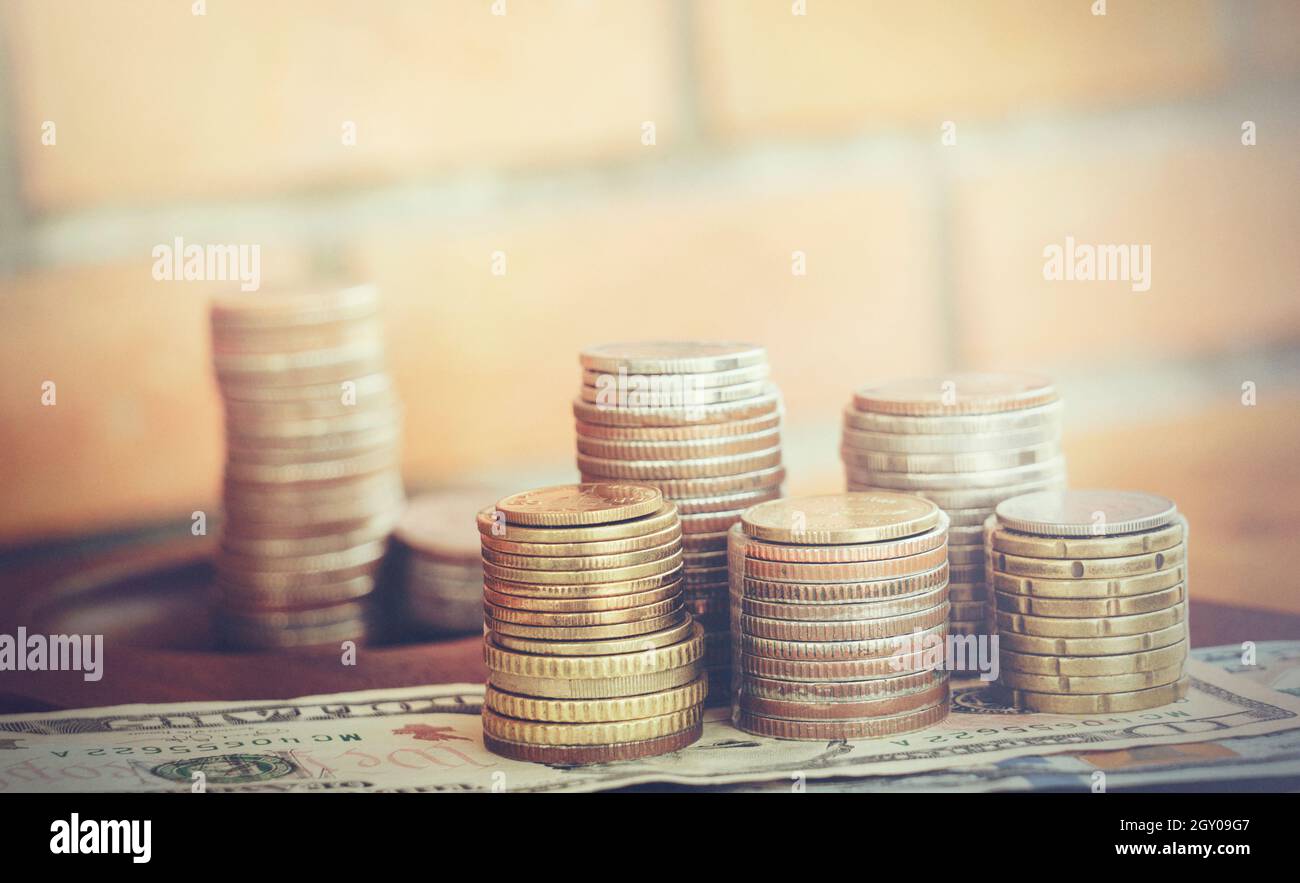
842;373;1066;639
479;483;706;763
728;493;952;741
574;342;786;703
393;489;500;637
987;490;1190;713
210;285;405;649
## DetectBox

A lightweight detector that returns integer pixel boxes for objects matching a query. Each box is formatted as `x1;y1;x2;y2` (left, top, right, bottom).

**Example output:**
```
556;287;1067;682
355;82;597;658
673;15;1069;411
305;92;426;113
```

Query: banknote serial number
1121;820;1251;834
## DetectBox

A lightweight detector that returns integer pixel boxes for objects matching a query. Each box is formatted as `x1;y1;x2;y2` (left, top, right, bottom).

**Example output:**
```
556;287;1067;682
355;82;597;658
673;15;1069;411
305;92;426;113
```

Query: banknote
1;647;1298;793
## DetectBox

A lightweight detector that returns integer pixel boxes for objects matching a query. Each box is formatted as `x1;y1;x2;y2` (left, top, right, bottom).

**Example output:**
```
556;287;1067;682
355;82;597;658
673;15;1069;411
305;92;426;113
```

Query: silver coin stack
573;342;786;703
841;373;1066;640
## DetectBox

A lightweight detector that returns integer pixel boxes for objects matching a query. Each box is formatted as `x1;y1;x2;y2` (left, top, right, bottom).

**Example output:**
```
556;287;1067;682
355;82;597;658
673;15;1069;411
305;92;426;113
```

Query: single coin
847;477;1066;511
601;466;787;498
481;704;702;746
483;622;702;676
581;362;770;388
998;662;1185;695
681;531;730;553
843;399;1063;435
494;483;662;527
947;544;986;566
741;603;948;642
998;641;1188;677
480;538;681;571
742;584;948;621
742;669;943;701
949;600;988;621
678;509;749;534
741;679;948;720
739;642;942;682
674;487;783;515
945;506;1000;528
743;546;948;583
735;702;947;740
571;390;781;428
841;442;1061;474
576;428;780;461
486;618;696;657
998;676;1190;713
216;574;377;608
475;502;678;544
483;721;701;763
998;622;1187;656
479;523;681;558
484;677;707;723
840;424;1060;454
742;563;950;603
482;570;684;602
993;544;1185;579
992;564;1187;599
577;446;782;481
994;584;1185;618
996;603;1185;639
852;373;1057;416
947;563;985;583
484;597;680;627
395;488;503;563
486;609;685;640
487;661;703;700
743;515;948;563
579;341;767;374
481;550;682;585
482;583;680;613
741;492;940;545
580;379;768;407
847;457;1067;491
994;489;1179;538
575;411;780;441
988;517;1186;559
741;630;934;662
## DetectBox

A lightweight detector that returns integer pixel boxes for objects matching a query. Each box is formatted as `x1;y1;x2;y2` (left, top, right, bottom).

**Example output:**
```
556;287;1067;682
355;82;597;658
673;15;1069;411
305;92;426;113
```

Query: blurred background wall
0;1;1297;612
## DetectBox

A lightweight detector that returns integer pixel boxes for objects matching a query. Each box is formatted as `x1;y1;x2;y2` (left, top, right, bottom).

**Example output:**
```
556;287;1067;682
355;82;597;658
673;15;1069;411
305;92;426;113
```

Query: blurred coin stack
986;490;1190;713
842;373;1066;640
728;493;952;740
210;284;405;649
574;342;785;703
479;484;706;763
393;489;500;637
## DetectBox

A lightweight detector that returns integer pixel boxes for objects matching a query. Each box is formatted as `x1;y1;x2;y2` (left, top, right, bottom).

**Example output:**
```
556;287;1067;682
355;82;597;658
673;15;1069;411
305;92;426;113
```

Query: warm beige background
0;1;1297;613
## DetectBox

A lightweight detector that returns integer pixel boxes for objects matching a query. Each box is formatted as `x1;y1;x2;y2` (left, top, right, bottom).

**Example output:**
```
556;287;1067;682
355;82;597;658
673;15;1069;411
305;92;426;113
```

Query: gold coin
998;662;1185;695
994;489;1179;538
494;483;662;527
577;446;782;480
486;609;686;640
842;399;1063;434
743;546;948;583
572;390;781;428
743;516;948;563
484;597;681;627
487;661;703;700
575;411;780;441
735;702;947;740
998;676;1189;713
996;603;1185;639
475;502;678;544
740;679;948;720
999;641;1188;677
739;638;944;682
576;428;780;461
483;721;702;763
742;563;949;603
484;677;707;723
741;603;948;642
479;522;681;557
481;550;682;585
992;564;1186;599
743;669;944;701
742;584;948;621
847;478;1067;511
480;538;681;571
989;517;1186;559
993;544;1185;579
741;492;940;544
483;570;682;600
482;703;702;747
597;466;786;498
579;341;767;374
483;622;703;675
994;584;1185;618
852;373;1057;416
998;621;1187;656
841;442;1061;474
841;424;1060;454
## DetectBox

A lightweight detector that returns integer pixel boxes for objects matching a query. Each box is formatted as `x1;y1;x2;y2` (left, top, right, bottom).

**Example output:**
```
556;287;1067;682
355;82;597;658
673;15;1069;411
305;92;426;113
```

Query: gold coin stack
986;489;1190;713
393;489;499;637
841;373;1066;639
210;285;405;649
479;483;707;763
573;342;785;703
728;492;952;741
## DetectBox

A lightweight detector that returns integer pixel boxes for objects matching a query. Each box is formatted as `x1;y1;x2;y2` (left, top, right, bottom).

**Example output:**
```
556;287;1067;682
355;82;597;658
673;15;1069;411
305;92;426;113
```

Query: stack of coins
728;493;952;741
479;483;707;763
986;490;1190;713
574;342;785;703
841;373;1066;639
393;489;500;637
210;285;405;649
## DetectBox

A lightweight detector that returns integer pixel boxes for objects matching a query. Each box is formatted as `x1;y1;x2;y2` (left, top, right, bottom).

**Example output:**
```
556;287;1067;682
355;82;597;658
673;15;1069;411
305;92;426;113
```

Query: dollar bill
1;647;1298;793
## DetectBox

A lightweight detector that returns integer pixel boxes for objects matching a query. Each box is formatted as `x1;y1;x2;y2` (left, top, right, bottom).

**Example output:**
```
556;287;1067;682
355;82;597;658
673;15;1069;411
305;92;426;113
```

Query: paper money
2;647;1298;793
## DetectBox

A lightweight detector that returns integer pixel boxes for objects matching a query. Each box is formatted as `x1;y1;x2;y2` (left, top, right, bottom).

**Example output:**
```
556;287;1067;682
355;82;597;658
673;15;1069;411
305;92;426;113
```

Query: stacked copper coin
479;483;707;763
574;342;785;703
841;373;1066;639
986;490;1190;713
728;493;952;741
393;489;501;637
210;285;404;649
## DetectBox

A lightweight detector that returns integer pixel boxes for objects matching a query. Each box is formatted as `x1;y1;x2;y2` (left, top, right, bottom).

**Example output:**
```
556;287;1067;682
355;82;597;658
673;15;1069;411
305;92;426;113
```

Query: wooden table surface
2;526;1298;715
